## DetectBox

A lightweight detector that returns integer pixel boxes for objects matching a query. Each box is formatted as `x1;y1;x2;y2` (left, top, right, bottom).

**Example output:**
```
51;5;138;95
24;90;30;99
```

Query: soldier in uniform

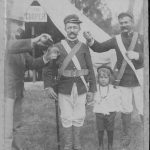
83;12;144;149
43;14;97;150
5;15;54;150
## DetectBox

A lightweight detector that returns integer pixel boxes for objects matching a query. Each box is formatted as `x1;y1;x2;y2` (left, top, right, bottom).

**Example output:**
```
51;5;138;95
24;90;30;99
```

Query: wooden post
143;0;149;150
31;25;36;82
0;0;5;149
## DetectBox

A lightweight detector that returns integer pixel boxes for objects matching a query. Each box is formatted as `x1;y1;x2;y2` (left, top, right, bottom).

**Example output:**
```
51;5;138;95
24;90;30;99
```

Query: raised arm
7;39;33;53
24;53;46;70
83;31;116;52
7;34;53;54
90;38;116;52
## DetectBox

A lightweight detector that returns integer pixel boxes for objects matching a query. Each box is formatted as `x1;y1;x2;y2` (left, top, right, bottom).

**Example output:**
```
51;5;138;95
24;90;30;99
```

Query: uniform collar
121;31;134;38
66;37;79;44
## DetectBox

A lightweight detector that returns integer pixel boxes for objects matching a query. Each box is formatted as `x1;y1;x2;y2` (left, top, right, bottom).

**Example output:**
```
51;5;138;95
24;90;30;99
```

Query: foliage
70;0;113;35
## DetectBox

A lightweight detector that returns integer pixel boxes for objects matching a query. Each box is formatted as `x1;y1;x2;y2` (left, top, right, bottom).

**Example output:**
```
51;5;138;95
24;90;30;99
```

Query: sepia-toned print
0;0;148;150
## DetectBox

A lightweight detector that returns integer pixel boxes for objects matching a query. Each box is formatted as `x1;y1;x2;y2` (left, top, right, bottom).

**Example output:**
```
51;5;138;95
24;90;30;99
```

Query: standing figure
5;15;53;150
83;12;144;149
93;65;122;150
43;14;97;150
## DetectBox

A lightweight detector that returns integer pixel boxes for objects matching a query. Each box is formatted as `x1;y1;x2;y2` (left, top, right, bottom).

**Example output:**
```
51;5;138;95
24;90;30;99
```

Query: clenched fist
83;31;93;43
32;33;53;48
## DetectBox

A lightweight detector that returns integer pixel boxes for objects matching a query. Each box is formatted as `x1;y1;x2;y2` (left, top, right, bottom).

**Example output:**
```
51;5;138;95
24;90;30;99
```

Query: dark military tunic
43;39;97;95
90;32;143;87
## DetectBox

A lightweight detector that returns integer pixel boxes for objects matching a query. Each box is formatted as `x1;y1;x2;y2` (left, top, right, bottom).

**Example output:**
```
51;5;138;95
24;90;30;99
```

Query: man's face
65;22;80;39
119;16;133;33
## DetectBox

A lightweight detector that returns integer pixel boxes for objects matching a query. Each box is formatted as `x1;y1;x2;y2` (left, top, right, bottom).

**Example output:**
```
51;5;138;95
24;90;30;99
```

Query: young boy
93;65;122;150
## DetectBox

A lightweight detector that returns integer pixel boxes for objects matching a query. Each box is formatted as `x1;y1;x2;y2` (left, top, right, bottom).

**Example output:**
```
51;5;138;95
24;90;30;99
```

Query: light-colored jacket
93;84;122;115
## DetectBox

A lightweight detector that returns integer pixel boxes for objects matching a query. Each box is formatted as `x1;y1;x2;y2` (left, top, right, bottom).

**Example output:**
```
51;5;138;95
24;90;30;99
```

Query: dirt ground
16;82;143;150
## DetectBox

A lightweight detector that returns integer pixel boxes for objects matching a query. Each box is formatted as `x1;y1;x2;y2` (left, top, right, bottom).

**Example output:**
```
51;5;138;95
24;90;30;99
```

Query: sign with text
25;6;47;22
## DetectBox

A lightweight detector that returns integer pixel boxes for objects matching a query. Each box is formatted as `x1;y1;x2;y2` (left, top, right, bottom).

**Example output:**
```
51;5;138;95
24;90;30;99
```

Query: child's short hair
97;65;113;78
97;65;114;84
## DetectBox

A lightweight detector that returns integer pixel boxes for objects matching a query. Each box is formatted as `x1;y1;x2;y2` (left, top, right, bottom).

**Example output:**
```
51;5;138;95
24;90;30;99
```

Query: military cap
118;12;133;20
64;14;82;24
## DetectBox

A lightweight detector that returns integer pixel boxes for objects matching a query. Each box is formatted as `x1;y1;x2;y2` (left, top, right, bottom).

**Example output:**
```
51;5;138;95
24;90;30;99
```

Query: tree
70;0;113;35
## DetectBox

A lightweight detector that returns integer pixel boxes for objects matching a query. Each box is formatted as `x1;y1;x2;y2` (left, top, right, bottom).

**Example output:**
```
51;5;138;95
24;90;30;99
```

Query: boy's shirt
93;84;122;115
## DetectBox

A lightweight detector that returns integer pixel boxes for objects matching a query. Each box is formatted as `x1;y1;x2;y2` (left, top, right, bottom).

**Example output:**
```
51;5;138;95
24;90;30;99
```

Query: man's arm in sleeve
24;53;49;70
7;39;33;54
84;45;97;93
132;34;144;69
90;37;116;53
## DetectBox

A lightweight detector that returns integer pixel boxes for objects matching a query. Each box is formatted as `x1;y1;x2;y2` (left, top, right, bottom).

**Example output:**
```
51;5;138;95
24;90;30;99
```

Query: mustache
69;32;77;36
121;26;129;30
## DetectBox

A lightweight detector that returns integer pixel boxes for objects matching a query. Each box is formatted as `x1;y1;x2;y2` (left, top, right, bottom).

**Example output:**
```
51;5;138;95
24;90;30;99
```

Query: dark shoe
121;113;131;136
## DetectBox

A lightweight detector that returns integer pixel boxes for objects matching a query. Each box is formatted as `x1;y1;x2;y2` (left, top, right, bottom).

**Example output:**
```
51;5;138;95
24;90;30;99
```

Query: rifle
54;98;61;150
54;77;61;150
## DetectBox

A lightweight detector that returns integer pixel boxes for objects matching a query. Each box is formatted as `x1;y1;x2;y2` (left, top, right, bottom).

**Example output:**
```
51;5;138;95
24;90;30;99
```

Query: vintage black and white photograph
0;0;149;150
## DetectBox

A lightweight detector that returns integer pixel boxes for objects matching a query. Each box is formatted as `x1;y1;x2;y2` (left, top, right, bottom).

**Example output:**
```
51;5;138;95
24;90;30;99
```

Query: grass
16;82;144;150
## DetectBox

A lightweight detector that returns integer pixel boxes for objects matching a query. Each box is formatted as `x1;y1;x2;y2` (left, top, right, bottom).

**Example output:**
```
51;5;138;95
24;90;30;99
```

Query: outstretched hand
83;31;93;43
32;33;53;47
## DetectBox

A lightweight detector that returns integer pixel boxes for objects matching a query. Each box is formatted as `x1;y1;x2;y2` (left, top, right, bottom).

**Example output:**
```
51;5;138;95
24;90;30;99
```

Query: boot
64;127;73;150
107;131;113;150
73;126;82;150
121;113;131;149
140;115;144;124
98;131;104;150
121;113;131;136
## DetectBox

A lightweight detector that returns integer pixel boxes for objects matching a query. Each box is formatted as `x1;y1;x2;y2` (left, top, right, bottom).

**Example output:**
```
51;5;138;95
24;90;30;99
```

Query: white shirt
93;84;122;115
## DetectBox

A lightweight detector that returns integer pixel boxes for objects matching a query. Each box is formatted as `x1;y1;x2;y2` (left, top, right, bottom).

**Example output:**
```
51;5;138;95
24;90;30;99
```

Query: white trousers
119;86;143;115
4;98;15;150
58;83;86;128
